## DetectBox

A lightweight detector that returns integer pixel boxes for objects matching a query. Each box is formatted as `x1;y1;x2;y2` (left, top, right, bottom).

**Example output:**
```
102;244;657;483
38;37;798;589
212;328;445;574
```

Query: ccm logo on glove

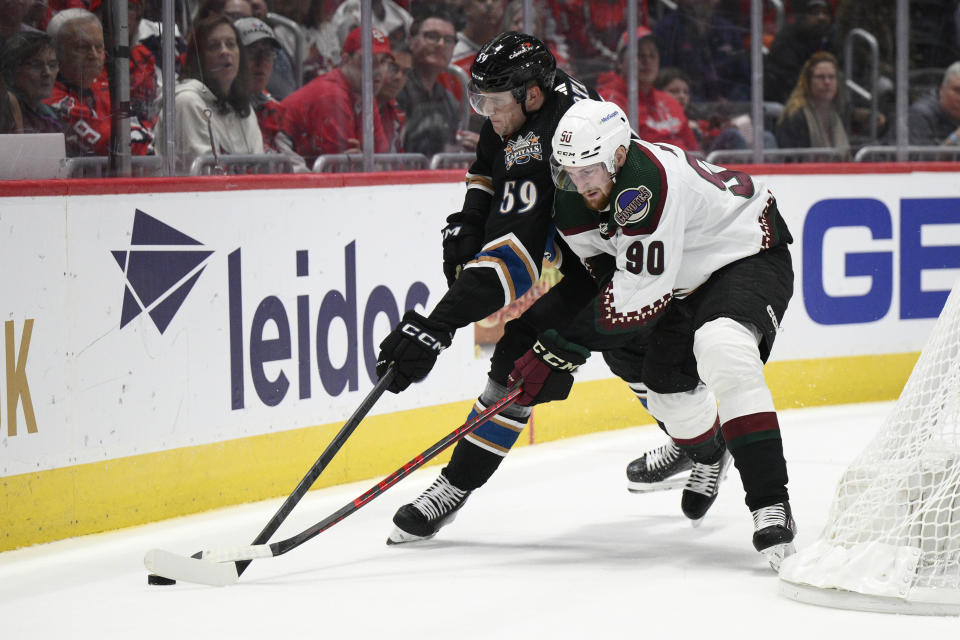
532;341;580;372
508;330;589;406
376;311;453;393
401;322;448;352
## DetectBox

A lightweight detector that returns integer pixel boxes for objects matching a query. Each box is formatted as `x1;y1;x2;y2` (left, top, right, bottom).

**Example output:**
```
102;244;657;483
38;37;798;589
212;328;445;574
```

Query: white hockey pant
646;382;717;441
693;317;774;424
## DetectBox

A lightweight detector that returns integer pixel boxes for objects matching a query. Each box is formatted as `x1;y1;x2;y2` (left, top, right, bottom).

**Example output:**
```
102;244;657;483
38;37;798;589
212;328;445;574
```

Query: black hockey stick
146;365;396;585
144;387;522;586
232;364;398;576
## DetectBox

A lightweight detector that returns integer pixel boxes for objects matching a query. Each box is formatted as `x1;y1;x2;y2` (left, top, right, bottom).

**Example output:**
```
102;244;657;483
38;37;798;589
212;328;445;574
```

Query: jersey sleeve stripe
465;172;494;195
464;256;516;307
462;232;540;305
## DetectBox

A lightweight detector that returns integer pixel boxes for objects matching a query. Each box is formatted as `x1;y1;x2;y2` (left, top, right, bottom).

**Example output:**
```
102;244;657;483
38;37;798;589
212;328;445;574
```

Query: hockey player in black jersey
376;32;607;544
376;33;730;545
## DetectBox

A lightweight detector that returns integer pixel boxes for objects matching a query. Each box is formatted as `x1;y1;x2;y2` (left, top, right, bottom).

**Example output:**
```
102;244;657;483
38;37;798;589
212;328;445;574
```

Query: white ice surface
2;402;957;639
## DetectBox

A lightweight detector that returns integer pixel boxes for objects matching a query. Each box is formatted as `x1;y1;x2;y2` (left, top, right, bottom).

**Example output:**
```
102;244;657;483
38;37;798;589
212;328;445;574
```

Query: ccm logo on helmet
401;322;447;352
532;341;580;371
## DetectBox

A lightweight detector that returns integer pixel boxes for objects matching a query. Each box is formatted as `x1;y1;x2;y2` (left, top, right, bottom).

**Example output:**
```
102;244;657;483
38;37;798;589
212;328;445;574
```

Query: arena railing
854;146;960;162
312;153;430;173
843;28;881;141
188;154;296;175
65;156;164;178
429;152;475;170
705;148;844;164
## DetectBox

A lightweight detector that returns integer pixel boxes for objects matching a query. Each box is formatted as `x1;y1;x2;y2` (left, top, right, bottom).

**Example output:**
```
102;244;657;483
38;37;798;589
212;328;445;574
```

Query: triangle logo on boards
112;209;213;334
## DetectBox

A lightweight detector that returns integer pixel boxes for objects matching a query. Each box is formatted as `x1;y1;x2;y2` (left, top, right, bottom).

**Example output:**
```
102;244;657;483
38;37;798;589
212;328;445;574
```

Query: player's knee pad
466;377;531;457
693;318;774;422
646;383;717;441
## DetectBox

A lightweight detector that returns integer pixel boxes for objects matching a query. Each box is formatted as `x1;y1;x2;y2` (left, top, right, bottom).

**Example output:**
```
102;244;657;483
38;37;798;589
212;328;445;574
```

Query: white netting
780;283;960;615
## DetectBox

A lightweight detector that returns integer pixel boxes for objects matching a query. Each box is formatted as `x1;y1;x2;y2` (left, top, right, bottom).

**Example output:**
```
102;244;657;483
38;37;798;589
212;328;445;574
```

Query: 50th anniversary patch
614;185;653;226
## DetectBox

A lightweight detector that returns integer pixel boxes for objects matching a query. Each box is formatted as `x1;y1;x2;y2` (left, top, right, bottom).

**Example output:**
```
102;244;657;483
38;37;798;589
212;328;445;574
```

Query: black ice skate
387;473;472;545
681;449;733;526
751;502;797;571
626;441;693;492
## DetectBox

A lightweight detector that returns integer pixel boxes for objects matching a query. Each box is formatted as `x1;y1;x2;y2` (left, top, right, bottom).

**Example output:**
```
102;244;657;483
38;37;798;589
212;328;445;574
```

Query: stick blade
144;549;239;587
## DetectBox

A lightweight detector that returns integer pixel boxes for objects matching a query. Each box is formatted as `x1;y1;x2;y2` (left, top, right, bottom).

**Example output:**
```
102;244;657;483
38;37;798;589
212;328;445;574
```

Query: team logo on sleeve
504;132;543;170
613;186;653;226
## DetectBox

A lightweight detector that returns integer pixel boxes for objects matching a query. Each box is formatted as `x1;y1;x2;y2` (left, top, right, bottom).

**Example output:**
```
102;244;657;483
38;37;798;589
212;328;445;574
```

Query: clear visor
468;88;516;116
550;155;611;192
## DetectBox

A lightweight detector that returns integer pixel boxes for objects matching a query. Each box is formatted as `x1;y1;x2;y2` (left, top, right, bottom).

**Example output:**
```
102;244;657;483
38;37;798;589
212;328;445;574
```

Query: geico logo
802;198;960;325
229;241;433;409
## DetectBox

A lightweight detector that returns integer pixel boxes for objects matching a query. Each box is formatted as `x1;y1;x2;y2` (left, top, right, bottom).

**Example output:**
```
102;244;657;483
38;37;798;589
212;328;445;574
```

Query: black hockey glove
376;311;454;393
507;330;590;406
441;211;485;286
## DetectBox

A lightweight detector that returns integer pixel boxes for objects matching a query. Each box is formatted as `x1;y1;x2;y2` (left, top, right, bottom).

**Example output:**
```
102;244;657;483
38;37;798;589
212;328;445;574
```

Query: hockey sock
443;378;531;491
721;412;789;510
443;440;506;491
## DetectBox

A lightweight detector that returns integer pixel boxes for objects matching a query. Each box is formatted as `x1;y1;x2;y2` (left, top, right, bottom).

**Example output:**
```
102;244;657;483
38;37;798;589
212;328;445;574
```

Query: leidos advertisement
0;171;958;476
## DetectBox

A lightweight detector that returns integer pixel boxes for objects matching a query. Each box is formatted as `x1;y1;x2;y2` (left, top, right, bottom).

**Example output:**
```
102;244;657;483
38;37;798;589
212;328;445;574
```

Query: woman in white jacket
157;14;263;172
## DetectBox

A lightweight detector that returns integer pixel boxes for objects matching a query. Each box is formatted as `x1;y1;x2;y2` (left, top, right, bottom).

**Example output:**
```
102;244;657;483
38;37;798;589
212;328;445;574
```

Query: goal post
779;282;960;616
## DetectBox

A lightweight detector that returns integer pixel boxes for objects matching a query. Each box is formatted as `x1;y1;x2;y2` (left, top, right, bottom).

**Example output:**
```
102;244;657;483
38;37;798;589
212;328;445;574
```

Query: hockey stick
144;387;522;586
146;365;396;585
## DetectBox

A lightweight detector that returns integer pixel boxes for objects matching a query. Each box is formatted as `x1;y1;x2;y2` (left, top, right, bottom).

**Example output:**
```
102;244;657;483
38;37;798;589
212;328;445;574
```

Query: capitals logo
614;185;653;226
504;132;543;170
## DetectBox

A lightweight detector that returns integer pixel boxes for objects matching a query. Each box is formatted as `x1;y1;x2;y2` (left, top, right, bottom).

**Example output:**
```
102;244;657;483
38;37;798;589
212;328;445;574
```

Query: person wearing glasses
378;42;412;153
45;9;126;156
397;8;475;156
0;31;60;134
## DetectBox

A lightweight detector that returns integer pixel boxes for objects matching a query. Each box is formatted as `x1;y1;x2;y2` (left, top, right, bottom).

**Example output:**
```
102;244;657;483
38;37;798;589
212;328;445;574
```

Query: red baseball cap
342;27;394;59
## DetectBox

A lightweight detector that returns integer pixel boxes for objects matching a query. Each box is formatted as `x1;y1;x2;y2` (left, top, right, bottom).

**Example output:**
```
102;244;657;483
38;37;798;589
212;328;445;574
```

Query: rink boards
1;164;958;551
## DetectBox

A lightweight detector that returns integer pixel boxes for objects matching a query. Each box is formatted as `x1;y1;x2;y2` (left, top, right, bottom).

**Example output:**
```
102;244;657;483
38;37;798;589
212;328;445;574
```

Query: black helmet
470;32;557;104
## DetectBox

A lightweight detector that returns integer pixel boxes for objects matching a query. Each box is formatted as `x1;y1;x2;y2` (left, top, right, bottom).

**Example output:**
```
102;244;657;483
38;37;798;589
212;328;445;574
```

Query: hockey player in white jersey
508;99;797;568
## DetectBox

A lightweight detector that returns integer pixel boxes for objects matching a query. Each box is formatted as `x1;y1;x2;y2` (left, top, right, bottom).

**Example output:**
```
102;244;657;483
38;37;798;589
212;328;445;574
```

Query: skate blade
626;476;689;493
689;516;704;528
760;541;797;572
386;527;436;546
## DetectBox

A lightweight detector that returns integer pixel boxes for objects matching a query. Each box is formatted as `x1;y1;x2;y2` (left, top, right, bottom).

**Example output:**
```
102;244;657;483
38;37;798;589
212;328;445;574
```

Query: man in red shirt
596;26;699;151
280;26;392;163
45;7;151;156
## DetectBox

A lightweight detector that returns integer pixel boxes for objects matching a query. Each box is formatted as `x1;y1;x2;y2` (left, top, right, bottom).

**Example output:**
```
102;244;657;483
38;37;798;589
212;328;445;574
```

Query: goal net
779;283;960;616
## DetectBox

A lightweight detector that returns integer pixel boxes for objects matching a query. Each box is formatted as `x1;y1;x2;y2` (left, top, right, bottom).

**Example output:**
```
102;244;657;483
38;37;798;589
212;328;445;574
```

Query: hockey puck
147;574;177;586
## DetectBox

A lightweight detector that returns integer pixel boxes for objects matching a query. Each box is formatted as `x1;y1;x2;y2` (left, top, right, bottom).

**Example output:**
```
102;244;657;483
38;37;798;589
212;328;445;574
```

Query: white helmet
551;99;631;177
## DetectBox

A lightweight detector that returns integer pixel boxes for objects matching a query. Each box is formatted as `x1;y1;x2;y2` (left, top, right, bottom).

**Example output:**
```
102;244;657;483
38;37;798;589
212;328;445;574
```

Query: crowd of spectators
0;0;958;172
